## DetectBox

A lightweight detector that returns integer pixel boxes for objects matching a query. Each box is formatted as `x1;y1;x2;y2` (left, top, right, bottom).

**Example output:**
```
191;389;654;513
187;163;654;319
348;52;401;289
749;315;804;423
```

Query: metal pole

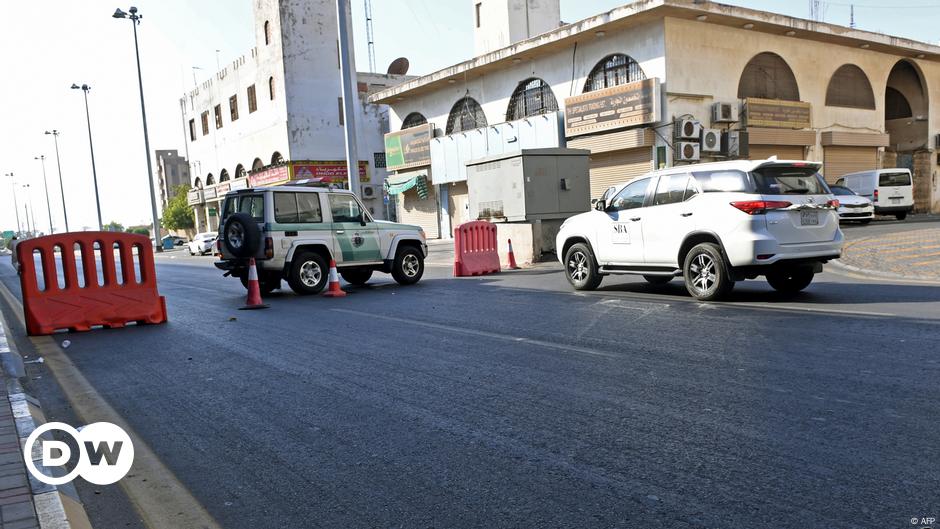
36;156;54;234
80;87;104;230
49;132;70;232
23;185;34;236
335;0;361;196
129;13;163;250
5;173;21;234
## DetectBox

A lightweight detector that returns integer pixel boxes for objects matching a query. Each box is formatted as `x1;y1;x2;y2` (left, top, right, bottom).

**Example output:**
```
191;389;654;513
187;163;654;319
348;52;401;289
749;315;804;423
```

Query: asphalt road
1;221;939;529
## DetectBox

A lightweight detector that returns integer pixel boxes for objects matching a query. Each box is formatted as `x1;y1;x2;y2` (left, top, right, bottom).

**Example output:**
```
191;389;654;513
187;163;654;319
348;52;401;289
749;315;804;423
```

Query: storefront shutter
398;187;440;239
748;145;805;161
823;146;878;184
587;148;653;199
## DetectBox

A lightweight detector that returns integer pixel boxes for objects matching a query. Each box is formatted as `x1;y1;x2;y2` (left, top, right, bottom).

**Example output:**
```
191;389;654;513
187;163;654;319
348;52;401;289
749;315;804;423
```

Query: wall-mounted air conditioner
361;185;377;199
675;119;702;140
711;102;738;124
675;142;701;162
701;129;722;153
721;131;749;158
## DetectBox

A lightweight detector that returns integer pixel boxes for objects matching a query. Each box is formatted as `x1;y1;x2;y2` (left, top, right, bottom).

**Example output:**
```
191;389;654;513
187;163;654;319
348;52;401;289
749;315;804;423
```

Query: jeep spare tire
222;213;261;258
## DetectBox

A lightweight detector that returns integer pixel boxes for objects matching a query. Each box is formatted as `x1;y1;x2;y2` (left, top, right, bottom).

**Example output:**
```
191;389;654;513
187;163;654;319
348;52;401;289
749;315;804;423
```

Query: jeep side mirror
360;210;368;226
594;199;606;211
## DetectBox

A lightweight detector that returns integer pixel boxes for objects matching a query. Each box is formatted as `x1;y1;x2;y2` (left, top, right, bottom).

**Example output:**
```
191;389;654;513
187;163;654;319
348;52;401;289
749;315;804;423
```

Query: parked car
557;158;845;301
214;186;427;295
836;169;914;220
188;232;218;255
828;185;873;224
162;235;187;246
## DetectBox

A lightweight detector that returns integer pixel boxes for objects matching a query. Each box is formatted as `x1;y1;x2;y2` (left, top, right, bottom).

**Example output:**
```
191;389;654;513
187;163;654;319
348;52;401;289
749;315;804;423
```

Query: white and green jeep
214;186;428;295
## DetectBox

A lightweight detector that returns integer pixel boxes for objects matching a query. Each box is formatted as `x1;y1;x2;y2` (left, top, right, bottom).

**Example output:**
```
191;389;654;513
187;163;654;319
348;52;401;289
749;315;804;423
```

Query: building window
235;164;246;179
200;111;209;135
219;169;230;182
229;95;239;121
885;87;912;119
214;104;223;129
825;64;876;110
252;158;264;172
475;3;482;28
584;54;646;92
269;76;275;100
188;119;196;141
445;96;487;135
247;84;257;113
737;52;800;101
264;21;271;45
401;112;427;129
205;174;215;186
271;151;284;165
338;97;344;126
506;78;559;121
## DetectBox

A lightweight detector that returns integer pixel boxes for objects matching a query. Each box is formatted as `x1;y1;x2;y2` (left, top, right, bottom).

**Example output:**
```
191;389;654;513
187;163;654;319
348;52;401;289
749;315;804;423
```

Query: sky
2;0;939;233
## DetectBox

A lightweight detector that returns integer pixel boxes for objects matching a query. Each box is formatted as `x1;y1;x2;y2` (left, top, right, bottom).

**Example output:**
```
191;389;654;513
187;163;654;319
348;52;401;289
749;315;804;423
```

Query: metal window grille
584;54;646;92
446;97;487;134
506;78;559;121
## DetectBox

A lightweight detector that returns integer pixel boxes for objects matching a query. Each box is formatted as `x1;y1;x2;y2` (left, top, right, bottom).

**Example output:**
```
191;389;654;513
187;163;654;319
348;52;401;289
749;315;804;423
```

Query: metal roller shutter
398;187;440;239
748;145;805;161
447;181;470;231
823;146;878;184
588;148;652;199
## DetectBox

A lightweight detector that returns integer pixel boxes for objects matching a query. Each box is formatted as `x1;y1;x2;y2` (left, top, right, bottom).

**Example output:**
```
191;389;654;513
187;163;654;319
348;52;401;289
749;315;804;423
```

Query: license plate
890;197;902;204
801;210;819;226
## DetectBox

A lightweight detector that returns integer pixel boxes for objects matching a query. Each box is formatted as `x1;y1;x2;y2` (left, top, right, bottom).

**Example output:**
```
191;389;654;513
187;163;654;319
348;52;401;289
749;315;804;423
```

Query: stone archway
884;60;930;212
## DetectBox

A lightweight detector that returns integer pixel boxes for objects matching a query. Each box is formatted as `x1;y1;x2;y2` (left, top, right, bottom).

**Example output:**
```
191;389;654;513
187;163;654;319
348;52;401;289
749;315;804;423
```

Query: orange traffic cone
239;258;269;310
507;238;521;270
322;259;347;298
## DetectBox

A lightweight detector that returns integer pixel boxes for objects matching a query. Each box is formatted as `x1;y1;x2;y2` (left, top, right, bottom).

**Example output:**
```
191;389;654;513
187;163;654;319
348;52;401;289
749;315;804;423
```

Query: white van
835;169;914;220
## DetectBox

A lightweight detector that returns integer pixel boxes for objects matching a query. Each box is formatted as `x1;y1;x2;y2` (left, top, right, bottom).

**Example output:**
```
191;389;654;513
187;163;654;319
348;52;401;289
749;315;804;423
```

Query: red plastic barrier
453;221;501;277
16;232;168;335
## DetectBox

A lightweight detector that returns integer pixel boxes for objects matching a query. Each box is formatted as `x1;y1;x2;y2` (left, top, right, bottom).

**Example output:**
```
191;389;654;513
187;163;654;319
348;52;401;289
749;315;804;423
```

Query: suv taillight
827;199;840;208
730;200;792;215
264;237;274;259
216;239;222;256
873;189;879;203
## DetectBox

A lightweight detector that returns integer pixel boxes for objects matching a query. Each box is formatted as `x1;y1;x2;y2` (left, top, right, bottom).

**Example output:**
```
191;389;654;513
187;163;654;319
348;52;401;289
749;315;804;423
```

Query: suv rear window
274;192;323;224
691;170;750;193
751;166;830;195
236;194;265;221
879;172;912;186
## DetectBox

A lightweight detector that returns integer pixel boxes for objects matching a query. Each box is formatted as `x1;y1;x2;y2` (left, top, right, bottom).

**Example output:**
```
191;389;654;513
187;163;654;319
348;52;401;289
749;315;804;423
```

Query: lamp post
34;155;55;234
44;130;70;232
4;173;21;235
113;6;162;250
71;84;103;231
22;184;34;236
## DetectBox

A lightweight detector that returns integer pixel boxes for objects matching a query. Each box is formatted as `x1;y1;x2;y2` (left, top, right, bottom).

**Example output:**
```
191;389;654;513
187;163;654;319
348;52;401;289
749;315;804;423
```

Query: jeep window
274;193;324;224
329;194;365;223
608;178;651;211
684;176;701;201
296;193;323;223
221;197;236;220
238;194;265;221
274;192;299;223
692;170;751;193
751;166;830;195
652;173;690;206
879;172;912;186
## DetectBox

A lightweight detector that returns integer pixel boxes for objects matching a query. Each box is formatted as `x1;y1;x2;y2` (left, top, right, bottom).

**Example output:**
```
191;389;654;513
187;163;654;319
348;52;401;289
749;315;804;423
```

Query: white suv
556;159;844;300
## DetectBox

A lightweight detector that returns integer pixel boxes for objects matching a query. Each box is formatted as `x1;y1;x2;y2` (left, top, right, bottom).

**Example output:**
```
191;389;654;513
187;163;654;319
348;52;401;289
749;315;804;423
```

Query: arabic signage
564;78;661;137
384;123;433;171
744;98;812;129
291;161;369;183
187;189;204;206
249;165;291;187
203;187;218;200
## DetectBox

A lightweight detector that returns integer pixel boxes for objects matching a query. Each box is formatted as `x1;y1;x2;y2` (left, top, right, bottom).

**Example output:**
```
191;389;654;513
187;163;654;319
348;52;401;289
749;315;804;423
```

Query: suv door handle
680;212;693;217
335;230;345;234
629;217;641;222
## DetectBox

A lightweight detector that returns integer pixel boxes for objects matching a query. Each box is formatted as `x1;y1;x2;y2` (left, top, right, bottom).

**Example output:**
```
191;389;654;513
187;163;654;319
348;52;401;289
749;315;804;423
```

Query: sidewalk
835;227;940;282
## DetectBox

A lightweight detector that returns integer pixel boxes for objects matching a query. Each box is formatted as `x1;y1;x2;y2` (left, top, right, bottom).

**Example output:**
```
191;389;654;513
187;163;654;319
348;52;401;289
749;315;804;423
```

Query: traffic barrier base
453;221;501;277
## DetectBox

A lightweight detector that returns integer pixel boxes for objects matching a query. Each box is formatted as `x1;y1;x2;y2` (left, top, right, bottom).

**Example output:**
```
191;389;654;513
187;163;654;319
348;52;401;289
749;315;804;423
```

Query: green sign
384;123;433;171
208;208;218;217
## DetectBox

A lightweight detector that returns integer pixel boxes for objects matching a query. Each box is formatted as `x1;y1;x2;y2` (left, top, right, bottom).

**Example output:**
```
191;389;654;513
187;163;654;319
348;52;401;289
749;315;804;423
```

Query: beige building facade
372;0;940;238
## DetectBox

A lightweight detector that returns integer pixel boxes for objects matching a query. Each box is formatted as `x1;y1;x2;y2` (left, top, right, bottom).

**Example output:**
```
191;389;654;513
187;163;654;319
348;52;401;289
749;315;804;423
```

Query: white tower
473;0;561;56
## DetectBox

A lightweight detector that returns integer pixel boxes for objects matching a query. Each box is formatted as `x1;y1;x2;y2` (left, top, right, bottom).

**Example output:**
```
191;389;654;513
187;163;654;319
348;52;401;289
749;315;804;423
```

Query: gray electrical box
466;148;591;222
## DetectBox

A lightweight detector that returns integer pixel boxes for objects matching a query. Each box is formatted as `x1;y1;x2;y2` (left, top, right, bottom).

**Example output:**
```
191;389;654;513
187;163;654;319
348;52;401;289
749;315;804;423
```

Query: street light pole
72;84;103;231
22;184;34;236
113;6;162;251
45;130;70;232
34;155;54;234
335;0;362;196
4;173;21;235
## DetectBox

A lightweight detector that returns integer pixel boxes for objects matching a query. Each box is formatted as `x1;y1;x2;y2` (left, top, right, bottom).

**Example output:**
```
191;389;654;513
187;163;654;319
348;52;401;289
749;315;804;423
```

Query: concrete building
155;149;191;213
371;0;940;240
182;0;411;232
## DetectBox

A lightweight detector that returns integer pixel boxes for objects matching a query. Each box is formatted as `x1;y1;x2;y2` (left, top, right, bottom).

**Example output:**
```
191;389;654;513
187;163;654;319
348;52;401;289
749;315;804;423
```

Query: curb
828;258;940;285
0;305;93;529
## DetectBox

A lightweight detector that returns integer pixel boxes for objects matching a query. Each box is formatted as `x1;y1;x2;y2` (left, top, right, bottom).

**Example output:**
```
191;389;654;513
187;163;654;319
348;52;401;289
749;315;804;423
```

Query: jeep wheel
392;246;424;285
222;213;261;258
766;268;814;295
643;275;673;285
240;274;279;295
564;243;602;291
288;251;329;295
340;267;373;286
683;243;734;301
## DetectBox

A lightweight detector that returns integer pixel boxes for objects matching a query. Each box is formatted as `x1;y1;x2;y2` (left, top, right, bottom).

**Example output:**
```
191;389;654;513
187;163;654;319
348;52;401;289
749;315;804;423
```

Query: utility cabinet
466;148;590;222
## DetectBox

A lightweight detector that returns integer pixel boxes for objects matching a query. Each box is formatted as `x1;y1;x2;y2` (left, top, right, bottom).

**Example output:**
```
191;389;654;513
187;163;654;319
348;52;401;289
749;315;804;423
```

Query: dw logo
23;422;134;485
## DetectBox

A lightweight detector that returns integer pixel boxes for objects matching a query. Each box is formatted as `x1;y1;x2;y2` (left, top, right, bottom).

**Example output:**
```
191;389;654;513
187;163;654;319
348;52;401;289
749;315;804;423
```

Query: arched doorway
219;169;230;182
271;151;284;165
235;164;246;179
251;158;264;172
884;60;929;211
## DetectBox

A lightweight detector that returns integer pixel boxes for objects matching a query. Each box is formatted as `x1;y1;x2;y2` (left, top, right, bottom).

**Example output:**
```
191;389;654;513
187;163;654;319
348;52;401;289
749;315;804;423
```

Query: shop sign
384;124;433;171
215;182;231;195
744;98;811;129
291;161;369;183
187;189;204;206
564;78;661;137
249;165;290;187
208;208;217;217
203;187;218;200
230;177;249;191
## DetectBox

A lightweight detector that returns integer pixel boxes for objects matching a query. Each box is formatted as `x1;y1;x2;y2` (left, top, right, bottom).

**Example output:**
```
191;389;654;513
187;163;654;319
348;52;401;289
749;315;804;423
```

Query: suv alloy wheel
682;243;734;301
564;243;602;291
392;246;424;285
287;251;329;295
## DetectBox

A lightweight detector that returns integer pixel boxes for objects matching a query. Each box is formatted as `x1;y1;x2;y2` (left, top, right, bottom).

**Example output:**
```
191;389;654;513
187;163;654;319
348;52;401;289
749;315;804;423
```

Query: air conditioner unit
361;185;377;198
701;129;722;153
675;119;702;140
675;142;701;162
711;102;738;124
721;130;749;158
